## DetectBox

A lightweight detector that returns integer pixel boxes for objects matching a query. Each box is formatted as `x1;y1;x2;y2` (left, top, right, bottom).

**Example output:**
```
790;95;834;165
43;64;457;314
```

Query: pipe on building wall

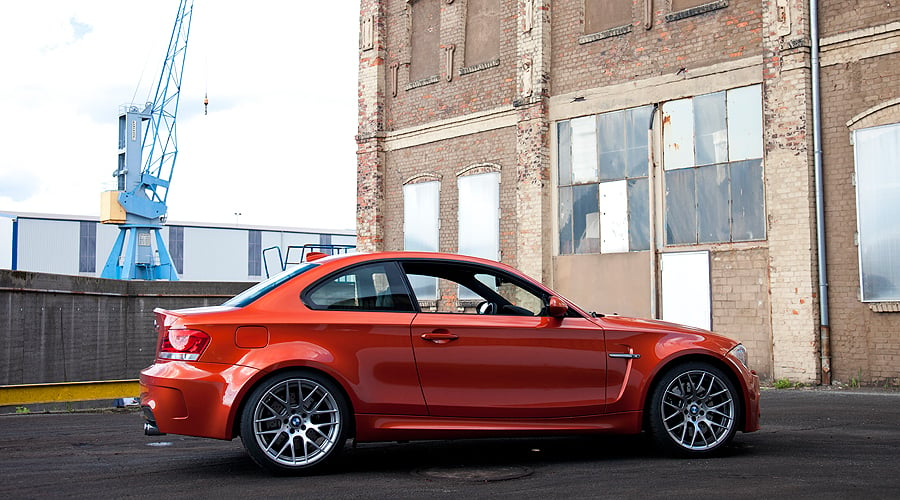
809;0;832;384
648;104;660;319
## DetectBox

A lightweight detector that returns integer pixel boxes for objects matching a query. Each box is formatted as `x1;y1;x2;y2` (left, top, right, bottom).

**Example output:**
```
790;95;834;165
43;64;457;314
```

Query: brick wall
551;0;764;96
711;248;774;378
820;48;900;385
818;0;898;36
382;128;519;263
357;0;900;386
383;0;518;131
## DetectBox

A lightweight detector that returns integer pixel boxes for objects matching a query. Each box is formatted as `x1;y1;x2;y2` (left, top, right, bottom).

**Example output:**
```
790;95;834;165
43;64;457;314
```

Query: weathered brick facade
357;0;900;385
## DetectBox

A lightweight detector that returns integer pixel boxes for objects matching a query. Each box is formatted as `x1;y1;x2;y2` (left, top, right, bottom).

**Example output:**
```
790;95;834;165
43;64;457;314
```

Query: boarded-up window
854;122;900;301
404;180;440;299
410;0;440;82
465;0;500;67
584;0;632;34
672;0;713;11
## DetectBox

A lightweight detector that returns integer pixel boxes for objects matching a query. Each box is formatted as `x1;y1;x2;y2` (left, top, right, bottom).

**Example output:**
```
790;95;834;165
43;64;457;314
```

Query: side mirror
547;296;568;318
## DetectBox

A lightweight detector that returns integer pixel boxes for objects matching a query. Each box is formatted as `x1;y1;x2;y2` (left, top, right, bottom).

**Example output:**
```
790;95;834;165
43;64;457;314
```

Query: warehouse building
355;0;899;384
0;211;355;282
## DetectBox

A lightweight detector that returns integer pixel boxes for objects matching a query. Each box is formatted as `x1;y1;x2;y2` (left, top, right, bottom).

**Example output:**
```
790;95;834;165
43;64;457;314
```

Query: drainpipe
648;104;660;319
809;0;832;384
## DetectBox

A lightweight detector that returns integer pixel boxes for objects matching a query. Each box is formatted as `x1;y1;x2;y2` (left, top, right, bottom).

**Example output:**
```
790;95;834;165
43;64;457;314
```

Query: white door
661;251;711;330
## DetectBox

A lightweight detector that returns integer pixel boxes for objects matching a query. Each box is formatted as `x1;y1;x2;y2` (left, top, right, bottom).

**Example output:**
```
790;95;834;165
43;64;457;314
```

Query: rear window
223;263;317;307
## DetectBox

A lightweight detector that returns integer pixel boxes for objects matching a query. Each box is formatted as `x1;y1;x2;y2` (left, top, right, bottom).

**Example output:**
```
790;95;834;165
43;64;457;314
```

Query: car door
301;261;425;416
402;260;609;418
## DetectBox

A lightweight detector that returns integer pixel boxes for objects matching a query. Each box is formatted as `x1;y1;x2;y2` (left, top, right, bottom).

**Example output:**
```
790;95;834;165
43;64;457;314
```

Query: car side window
401;261;548;316
304;263;415;312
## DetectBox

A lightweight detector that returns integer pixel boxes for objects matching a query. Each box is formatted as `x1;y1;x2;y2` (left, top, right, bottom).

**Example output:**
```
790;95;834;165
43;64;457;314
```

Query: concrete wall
0;270;250;385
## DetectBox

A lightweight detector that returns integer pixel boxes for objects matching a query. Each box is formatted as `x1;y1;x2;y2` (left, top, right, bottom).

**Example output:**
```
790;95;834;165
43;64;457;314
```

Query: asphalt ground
1;388;898;499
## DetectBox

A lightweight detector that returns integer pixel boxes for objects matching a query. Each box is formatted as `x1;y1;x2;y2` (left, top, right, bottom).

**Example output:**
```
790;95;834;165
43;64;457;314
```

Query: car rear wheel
240;371;349;474
648;362;740;455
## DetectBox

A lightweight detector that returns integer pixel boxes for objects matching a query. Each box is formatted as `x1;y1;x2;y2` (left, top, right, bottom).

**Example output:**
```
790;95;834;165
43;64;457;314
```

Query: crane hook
203;93;209;115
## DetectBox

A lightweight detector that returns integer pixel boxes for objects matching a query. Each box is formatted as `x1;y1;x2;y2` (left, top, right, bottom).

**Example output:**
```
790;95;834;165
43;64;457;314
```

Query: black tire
240;370;350;475
647;361;741;456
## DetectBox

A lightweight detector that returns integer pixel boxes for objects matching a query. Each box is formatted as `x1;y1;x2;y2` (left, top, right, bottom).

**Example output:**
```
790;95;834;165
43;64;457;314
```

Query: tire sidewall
239;370;350;475
647;361;742;456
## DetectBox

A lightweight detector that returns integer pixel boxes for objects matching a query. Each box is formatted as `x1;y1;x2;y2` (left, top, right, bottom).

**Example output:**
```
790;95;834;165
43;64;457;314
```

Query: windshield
222;263;317;307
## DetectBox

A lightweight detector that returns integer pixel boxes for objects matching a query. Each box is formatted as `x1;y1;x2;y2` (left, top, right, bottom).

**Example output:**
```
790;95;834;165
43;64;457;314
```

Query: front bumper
743;369;761;432
139;361;260;440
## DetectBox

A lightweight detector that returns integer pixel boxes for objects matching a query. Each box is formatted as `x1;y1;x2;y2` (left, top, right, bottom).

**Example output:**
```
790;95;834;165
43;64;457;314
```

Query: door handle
420;331;459;344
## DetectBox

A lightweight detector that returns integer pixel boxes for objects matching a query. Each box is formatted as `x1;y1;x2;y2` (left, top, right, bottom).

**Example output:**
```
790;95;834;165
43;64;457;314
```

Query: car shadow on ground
186;433;756;478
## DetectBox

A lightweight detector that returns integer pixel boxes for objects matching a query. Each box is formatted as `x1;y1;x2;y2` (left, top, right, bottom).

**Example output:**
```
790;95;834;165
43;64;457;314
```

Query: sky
0;1;359;231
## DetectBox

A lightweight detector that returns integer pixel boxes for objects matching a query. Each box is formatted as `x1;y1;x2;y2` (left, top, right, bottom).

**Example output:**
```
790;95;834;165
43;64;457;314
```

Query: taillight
158;329;210;361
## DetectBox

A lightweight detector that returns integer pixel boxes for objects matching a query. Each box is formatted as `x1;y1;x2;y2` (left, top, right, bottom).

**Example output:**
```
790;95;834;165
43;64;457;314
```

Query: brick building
356;0;899;385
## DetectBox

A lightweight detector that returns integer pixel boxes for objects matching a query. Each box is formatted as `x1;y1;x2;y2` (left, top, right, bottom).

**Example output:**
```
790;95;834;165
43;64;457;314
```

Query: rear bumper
139;361;260;440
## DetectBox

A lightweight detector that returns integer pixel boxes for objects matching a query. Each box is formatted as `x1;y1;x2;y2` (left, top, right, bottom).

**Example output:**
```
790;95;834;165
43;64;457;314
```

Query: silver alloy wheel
251;377;342;467
659;369;735;451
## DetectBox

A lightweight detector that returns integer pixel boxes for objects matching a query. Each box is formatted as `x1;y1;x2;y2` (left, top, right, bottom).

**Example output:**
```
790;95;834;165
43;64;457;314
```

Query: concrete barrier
0;269;251;387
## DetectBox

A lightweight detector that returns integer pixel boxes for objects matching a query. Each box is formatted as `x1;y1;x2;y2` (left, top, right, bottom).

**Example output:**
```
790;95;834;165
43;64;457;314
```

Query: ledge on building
665;0;729;22
460;59;500;76
578;24;633;45
867;302;900;313
405;75;440;91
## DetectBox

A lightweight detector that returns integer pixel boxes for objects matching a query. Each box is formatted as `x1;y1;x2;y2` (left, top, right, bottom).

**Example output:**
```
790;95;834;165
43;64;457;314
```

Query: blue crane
100;0;193;280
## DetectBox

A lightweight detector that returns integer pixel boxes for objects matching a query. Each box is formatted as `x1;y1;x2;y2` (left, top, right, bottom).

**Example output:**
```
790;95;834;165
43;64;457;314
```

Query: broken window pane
599;110;626;181
628;177;650;251
571;116;598;183
694;92;727;166
573;184;600;253
665;168;697;245
727;85;763;162
557;121;573;185
731;159;766;241
697;163;730;243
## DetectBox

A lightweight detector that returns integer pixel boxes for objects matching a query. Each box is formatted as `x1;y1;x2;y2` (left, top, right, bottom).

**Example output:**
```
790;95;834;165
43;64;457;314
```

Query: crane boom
101;0;193;280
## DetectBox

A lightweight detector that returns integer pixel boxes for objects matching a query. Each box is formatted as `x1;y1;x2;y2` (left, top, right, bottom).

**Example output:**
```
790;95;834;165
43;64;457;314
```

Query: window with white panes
557;105;654;255
663;85;765;245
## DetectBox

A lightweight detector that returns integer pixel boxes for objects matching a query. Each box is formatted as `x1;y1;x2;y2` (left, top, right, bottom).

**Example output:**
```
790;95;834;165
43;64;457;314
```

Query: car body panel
140;251;760;450
411;314;607;417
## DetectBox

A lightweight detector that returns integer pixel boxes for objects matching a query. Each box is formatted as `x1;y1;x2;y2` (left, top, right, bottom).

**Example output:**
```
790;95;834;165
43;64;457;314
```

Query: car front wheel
648;362;740;455
240;371;349;474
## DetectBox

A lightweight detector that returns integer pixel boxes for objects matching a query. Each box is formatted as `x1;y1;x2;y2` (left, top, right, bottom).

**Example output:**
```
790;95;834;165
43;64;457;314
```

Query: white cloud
0;1;358;230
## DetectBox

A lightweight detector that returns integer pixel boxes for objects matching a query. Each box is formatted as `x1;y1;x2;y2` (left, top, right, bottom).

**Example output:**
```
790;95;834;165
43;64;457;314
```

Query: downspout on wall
809;0;832;384
648;104;660;319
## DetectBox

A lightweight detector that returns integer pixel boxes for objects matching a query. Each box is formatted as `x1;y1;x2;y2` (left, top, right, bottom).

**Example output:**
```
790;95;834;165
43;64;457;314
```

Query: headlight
728;344;749;368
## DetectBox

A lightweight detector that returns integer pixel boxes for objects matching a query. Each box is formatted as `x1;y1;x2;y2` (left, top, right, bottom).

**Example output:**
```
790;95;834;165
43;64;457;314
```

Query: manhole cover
415;465;532;482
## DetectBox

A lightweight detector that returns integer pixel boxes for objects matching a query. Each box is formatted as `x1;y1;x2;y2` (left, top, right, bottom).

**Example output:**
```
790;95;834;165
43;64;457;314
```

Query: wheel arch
641;353;746;432
227;364;357;440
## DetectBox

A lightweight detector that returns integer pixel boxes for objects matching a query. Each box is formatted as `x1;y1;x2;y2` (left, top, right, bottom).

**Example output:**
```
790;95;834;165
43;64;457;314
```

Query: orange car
140;252;759;474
